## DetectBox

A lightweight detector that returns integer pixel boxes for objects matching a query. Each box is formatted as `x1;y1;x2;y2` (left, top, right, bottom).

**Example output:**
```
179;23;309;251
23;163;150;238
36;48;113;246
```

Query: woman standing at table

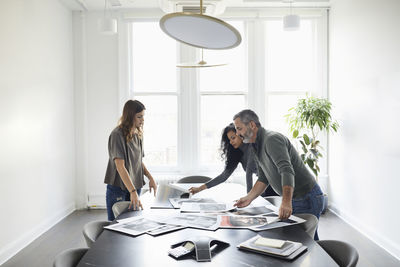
104;99;157;221
189;123;278;195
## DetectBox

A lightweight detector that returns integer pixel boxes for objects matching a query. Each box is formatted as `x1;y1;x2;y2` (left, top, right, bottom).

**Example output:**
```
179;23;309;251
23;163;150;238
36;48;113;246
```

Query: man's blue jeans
106;184;141;221
292;183;324;240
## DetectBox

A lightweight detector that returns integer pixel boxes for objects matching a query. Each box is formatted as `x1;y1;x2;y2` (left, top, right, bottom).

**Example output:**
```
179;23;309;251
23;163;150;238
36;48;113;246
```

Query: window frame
124;8;328;176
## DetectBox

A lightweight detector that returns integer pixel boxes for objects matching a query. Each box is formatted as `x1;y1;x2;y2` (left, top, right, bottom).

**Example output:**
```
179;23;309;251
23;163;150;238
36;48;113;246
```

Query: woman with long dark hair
104;100;157;221
189;123;258;195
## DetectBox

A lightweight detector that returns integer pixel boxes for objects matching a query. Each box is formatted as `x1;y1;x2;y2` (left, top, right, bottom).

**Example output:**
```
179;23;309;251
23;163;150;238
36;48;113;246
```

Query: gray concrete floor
2;209;106;267
318;210;399;267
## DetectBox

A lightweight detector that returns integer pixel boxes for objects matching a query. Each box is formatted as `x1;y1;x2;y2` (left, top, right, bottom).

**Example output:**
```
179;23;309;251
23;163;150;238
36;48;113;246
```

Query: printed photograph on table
105;217;163;236
231;206;275;216
160;214;221;231
219;215;271;229
251;215;305;231
180;202;236;213
169;198;216;209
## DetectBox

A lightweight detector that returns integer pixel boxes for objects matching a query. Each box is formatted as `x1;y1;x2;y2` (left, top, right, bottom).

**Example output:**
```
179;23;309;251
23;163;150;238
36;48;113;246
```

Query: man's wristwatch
130;188;136;193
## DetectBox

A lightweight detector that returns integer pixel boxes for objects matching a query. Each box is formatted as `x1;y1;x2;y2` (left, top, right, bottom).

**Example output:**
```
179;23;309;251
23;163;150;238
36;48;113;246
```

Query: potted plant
285;96;339;213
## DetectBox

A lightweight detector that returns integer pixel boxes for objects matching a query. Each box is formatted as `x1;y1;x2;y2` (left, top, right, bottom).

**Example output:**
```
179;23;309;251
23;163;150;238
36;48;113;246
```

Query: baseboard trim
0;203;76;265
329;202;400;261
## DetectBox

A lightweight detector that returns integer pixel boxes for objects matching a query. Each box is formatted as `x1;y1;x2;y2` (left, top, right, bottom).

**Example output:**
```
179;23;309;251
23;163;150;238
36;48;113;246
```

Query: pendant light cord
199;0;205;65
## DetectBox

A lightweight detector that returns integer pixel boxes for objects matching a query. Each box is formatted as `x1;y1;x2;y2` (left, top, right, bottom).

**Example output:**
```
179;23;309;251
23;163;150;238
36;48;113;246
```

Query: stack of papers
237;235;307;261
180;202;236;213
219;215;280;229
169;198;216;209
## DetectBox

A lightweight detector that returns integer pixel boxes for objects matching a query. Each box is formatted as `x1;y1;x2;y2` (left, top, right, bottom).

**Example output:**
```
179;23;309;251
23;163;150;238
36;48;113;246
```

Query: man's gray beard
243;136;251;143
242;128;253;143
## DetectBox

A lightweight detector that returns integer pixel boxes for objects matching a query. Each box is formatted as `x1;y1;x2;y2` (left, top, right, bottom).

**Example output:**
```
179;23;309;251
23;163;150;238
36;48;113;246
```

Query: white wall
73;11;121;208
329;0;400;259
0;0;75;264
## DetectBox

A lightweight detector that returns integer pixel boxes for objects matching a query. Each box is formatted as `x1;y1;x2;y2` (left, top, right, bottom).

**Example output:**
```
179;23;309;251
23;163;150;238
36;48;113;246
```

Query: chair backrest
82;220;110;247
264;196;282;207
317;240;359;267
294;213;318;239
177;175;212;183
53;248;88;267
112;201;130;219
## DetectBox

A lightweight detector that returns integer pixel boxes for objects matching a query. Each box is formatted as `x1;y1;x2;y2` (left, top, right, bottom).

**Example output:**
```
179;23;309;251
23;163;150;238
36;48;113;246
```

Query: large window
199;21;246;167
131;22;178;168
129;12;327;174
264;19;316;137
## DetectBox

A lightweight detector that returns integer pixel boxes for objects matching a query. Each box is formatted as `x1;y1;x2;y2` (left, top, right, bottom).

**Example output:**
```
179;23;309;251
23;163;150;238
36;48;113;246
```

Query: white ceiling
61;0;330;11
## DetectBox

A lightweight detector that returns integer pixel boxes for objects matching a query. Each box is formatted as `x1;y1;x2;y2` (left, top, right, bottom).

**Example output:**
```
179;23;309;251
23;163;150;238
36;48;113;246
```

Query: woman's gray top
205;143;257;193
104;127;145;191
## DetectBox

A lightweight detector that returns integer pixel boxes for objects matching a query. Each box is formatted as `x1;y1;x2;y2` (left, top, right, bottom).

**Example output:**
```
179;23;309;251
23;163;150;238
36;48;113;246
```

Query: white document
104;216;163;236
159;214;221;231
146;224;185;236
254;237;286;248
169;197;216;209
218;215;272;229
169;183;202;193
230;206;275;216
238;235;304;257
250;214;305;231
180;202;236;213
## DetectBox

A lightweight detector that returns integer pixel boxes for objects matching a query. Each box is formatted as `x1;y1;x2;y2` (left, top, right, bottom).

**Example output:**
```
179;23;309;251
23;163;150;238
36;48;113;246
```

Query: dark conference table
77;183;338;267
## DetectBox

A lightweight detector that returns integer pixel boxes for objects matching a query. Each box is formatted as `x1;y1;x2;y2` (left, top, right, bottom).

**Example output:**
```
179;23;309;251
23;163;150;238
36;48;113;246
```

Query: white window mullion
179;44;198;173
316;10;329;177
200;91;247;96
134;92;178;96
248;19;266;123
318;10;329;99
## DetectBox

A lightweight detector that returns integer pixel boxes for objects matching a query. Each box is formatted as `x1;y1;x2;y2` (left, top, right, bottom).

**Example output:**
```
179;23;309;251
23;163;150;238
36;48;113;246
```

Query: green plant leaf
285;96;339;174
312;168;318;177
307;158;314;168
299;140;308;154
303;134;310;145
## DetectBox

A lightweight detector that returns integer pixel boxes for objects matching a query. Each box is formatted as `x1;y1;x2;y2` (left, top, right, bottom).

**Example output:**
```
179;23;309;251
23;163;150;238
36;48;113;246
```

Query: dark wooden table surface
77;183;338;267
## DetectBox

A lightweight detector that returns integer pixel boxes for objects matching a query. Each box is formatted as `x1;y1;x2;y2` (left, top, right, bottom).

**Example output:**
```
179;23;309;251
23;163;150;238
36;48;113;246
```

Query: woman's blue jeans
292;183;324;240
106;184;141;221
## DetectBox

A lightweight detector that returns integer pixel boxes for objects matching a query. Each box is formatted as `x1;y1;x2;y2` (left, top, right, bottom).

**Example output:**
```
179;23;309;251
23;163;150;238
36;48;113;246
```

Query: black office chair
177;175;212;183
294;213;318;239
82;220;110;247
112;201;131;219
53;248;88;267
317;240;359;267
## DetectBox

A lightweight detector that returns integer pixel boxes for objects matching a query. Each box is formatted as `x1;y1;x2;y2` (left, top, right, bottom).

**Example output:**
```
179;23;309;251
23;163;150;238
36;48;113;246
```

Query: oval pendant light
159;0;241;50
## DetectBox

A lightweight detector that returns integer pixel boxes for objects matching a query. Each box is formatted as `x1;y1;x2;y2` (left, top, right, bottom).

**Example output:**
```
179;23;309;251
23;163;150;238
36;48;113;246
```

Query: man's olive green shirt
252;127;316;199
